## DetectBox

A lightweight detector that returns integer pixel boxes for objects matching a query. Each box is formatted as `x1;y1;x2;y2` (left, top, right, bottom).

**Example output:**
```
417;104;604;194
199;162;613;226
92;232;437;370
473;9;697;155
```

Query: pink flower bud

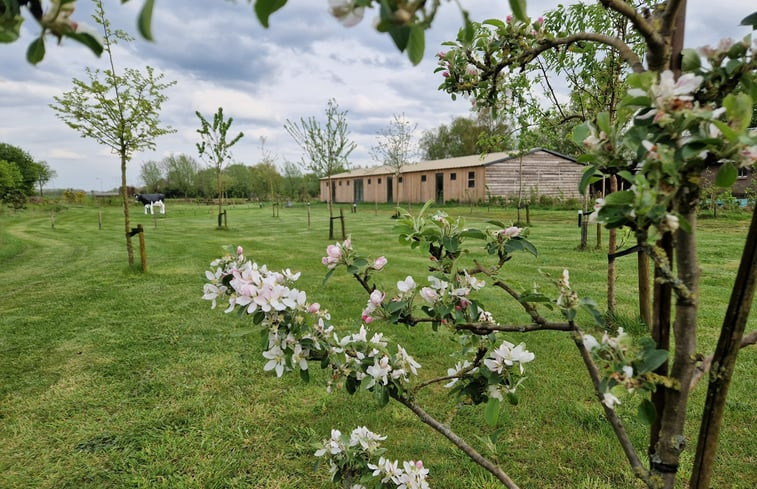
442;71;450;78
236;246;244;256
373;256;387;270
363;315;373;324
506;15;512;23
537;17;544;24
308;303;320;313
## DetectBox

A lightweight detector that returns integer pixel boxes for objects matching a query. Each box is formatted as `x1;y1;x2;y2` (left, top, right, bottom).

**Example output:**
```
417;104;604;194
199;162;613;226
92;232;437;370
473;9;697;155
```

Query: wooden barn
320;148;585;204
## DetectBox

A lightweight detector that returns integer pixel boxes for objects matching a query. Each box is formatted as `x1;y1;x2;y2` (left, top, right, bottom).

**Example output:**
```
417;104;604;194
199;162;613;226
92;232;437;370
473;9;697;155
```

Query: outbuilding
320;148;585;204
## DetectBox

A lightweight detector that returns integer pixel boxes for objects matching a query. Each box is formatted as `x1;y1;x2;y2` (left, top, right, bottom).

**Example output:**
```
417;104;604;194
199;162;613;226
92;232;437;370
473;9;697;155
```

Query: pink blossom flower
372;256;387;270
506;15;512;22
501;226;521;238
236;246;244;256
442;71;450;78
369;289;385;307
308;303;321;313
537;17;544;23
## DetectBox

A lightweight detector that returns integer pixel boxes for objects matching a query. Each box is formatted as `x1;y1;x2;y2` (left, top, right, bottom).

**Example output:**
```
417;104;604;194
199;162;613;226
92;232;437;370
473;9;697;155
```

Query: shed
320;148;585;204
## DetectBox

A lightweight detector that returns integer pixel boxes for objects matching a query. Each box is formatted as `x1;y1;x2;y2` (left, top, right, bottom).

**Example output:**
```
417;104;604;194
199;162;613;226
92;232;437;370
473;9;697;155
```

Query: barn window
367;178;372;184
421;175;427;182
347;181;350;186
339;181;342;186
738;167;748;179
468;171;475;188
398;176;403;183
378;178;382;184
450;173;457;181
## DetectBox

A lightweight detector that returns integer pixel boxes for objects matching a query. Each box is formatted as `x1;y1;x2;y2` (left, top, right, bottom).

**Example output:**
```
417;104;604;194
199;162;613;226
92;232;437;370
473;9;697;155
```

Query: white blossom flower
622;365;634;379
292;343;309;371
419;286;439;304
651;70;703;108
395;344;421;377
262;345;287;377
428;275;449;292
397;276;416;297
444;360;473;388
583;334;600;352
330;1;367;27
365;355;392;388
314;429;344;457
484;341;535;375
368;457;402;484
500;226;521;238
602;392;622;409
349;426;386;452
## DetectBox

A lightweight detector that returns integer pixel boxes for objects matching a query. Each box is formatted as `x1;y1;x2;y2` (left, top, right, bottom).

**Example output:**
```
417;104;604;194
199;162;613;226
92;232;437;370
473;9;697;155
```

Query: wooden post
307;202;311;230
50;209;55;229
339;207;346;240
153;212;157;229
98;211;102;230
137;224;147;272
525;204;531;225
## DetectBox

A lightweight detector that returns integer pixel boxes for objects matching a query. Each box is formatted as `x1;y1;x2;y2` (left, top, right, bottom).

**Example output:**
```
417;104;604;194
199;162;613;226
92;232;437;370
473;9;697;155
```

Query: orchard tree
370;114;417;208
0;142;38;195
196;107;244;222
32;160;56;197
50;0;175;267
284;98;356;233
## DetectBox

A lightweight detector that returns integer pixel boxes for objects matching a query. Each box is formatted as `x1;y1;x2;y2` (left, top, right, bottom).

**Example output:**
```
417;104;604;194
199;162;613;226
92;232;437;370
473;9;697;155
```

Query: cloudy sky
0;0;752;191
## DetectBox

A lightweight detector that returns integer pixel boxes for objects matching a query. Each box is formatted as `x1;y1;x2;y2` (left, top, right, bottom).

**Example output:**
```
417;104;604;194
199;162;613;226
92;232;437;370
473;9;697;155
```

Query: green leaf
26;36;45;65
482;18;507;29
680;48;701;71
322;267;335;285
740;11;757;27
723;92;753;133
638;398;657;426
484;397;500;426
407;25;425;65
374;384;390;407
596;112;611;135
715;162;738;187
572;123;590;146
388;25;411;52
299;368;310;383
506;392;518;405
508;0;528;22
137;0;155;41
637;349;668;374
460;228;487;240
579;166;596;195
229;327;256;338
603;190;634;205
64;31;103;57
254;0;287;28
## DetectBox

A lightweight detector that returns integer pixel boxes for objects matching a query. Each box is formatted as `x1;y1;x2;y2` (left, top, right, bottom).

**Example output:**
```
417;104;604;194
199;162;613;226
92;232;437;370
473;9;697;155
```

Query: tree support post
129;225;147;272
339;207;346;240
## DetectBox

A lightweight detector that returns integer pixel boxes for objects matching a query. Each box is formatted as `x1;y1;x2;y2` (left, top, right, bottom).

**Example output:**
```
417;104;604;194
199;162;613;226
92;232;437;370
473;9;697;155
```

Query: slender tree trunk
216;167;223;221
638;240;652;326
120;150;133;266
689;207;757;489
654;188;699;489
649;233;672;462
607;175;618;314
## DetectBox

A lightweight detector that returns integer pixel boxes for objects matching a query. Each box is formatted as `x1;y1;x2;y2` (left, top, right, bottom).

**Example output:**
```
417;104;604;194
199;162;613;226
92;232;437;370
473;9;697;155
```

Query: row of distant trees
138;152;321;201
0;142;56;208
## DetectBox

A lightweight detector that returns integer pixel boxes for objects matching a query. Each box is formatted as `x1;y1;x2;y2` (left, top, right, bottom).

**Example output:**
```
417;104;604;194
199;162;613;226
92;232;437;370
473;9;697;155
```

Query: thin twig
689;329;757;390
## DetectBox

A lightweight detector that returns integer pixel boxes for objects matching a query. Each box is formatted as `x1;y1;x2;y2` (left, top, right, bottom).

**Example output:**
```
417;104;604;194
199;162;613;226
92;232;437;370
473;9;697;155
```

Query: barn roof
324;148;579;180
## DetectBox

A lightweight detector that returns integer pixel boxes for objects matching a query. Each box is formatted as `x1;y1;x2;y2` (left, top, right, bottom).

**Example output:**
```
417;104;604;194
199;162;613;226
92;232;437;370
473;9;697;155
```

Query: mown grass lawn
1;201;754;488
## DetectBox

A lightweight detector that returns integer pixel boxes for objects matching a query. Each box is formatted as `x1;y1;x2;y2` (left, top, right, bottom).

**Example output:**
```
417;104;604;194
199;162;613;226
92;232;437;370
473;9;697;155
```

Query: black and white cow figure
135;193;166;215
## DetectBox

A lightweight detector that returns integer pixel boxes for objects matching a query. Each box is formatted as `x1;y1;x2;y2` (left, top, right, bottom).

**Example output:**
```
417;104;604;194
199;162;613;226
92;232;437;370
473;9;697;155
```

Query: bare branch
396;396;521;489
689;330;757;390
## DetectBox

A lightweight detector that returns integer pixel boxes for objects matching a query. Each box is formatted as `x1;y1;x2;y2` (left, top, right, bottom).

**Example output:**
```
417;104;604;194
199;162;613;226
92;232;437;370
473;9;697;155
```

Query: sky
0;0;753;191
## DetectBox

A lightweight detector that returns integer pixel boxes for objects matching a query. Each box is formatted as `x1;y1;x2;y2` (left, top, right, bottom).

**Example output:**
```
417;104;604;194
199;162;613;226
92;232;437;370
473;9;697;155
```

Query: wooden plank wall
485;152;584;199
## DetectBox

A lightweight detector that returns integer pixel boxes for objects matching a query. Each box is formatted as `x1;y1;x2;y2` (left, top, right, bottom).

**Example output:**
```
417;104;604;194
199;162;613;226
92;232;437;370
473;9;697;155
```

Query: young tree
196;107;244;223
139;160;163;193
0;142;38;196
50;0;175;267
370;114;417;208
284;98;356;233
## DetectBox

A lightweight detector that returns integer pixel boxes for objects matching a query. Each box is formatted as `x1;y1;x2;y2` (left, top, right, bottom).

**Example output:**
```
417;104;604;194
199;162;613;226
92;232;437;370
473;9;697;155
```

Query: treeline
0;142;56;208
139;154;321;201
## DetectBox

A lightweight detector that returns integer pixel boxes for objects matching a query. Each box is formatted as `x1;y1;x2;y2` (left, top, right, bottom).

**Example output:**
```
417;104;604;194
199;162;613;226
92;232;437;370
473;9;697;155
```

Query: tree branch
396;396;521;489
689;330;757;390
570;324;655;486
599;0;663;57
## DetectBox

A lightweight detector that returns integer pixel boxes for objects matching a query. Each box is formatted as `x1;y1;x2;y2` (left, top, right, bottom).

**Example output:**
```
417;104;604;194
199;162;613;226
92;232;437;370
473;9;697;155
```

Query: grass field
1;201;755;488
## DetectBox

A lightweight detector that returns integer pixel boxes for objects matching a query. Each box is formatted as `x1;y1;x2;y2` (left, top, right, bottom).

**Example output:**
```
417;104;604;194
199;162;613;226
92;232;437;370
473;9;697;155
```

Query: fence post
339;207;346;240
50;209;55;229
98;211;102;230
307;202;311;230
